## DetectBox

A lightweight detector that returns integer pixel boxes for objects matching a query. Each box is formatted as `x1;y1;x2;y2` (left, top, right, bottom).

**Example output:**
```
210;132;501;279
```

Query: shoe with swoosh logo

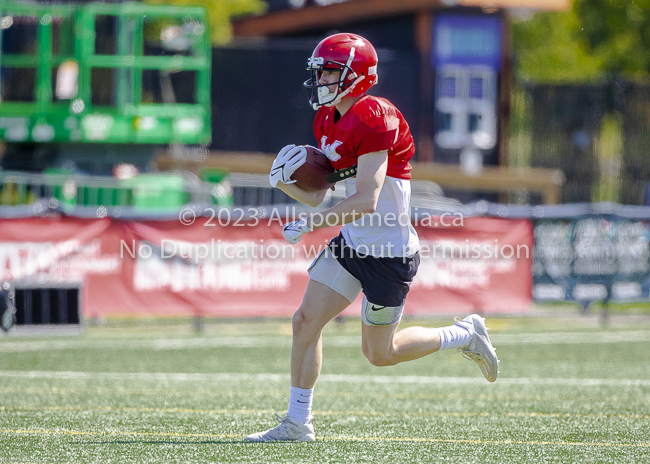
245;414;315;442
454;314;499;382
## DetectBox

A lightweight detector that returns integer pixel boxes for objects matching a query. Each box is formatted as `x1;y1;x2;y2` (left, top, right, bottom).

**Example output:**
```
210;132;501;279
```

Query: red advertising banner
0;214;532;318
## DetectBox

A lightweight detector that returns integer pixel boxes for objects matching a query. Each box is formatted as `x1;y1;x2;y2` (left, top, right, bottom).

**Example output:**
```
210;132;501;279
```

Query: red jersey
313;95;415;180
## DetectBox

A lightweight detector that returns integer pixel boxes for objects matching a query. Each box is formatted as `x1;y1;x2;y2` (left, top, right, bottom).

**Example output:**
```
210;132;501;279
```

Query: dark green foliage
574;0;650;76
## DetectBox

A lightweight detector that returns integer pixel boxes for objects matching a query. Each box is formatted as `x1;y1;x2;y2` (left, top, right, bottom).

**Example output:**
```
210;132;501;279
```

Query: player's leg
361;320;439;366
291;279;352;389
361;317;475;366
289;247;361;392
360;296;449;366
360;302;499;381
245;248;361;442
350;248;498;380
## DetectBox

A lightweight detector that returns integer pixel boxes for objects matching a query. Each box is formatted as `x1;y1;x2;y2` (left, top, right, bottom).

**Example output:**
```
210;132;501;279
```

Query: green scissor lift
0;2;231;210
0;1;211;144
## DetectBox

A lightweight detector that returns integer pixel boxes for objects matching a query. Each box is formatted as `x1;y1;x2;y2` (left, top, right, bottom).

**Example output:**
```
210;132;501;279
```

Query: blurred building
0;0;569;206
227;0;568;176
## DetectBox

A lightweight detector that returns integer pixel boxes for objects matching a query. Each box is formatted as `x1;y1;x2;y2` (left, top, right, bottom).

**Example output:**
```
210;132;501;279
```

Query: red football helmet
303;33;378;110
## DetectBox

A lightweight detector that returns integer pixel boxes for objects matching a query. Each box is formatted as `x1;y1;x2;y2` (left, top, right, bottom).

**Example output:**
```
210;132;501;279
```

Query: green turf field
1;314;649;463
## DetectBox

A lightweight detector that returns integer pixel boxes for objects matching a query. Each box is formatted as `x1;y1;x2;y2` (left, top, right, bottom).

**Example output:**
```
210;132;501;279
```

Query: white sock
438;324;470;351
287;386;313;424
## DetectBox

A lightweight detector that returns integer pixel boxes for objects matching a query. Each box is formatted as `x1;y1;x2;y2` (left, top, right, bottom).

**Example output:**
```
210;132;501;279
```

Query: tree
512;10;603;83
144;0;266;45
513;1;650;83
573;0;650;78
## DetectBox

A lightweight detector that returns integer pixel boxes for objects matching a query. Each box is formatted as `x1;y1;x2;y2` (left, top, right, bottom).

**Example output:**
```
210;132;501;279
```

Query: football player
248;33;499;442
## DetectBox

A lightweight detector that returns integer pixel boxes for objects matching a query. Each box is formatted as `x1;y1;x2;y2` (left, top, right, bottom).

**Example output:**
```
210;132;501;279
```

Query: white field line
0;370;649;387
1;330;650;353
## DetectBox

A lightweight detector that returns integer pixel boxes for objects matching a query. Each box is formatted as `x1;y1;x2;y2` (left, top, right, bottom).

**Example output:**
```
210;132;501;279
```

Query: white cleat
245;413;315;442
454;314;499;382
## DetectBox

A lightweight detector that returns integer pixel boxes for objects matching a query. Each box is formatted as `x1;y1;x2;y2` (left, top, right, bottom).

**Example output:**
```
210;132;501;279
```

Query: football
291;145;335;191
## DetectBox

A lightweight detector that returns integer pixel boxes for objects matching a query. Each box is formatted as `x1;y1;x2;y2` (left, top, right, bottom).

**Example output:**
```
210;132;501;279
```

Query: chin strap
324;75;365;108
315;47;364;109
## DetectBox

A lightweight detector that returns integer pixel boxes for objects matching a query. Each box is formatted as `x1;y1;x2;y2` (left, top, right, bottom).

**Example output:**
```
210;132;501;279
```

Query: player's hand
282;217;312;244
269;144;307;188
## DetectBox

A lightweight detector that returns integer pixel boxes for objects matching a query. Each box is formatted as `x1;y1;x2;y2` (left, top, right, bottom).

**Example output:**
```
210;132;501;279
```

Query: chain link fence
511;80;650;205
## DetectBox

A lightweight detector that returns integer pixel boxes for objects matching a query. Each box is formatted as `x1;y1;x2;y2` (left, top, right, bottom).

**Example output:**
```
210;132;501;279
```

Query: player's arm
276;182;329;208
281;150;387;244
308;150;388;228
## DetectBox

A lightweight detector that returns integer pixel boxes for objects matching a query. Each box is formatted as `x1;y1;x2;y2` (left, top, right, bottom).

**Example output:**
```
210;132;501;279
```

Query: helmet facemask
303;47;365;110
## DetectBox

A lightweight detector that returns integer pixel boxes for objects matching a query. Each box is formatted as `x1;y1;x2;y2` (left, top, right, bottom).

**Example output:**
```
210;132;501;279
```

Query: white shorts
308;247;405;326
308;247;362;304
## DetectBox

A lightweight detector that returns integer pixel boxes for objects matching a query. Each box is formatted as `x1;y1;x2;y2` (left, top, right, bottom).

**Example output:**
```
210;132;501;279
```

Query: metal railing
0;170;230;210
227;173;462;210
0;170;461;213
